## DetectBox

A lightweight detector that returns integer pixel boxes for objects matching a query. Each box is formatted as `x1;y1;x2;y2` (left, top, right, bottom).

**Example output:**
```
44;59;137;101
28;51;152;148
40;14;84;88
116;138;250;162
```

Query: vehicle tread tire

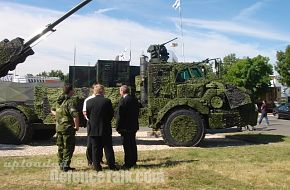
161;109;205;147
0;109;33;144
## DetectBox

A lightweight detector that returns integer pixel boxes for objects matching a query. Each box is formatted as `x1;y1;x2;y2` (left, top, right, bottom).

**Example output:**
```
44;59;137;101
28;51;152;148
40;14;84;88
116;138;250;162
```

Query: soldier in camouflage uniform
51;84;80;172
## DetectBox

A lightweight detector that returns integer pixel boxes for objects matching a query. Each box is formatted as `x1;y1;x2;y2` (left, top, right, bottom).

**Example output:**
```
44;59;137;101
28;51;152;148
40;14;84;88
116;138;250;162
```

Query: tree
275;45;290;86
37;70;68;82
37;71;48;77
47;70;65;80
224;55;273;97
203;63;216;80
221;53;238;76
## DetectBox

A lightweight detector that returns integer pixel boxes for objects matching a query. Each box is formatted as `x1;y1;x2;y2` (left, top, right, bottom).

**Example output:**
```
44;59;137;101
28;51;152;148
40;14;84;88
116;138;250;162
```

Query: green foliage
221;53;238;76
203;63;216;79
275;45;290;86
37;70;68;82
224;55;273;97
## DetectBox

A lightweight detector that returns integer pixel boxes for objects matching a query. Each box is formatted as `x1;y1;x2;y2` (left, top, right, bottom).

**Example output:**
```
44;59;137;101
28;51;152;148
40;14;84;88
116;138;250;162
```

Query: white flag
172;0;181;9
171;42;178;47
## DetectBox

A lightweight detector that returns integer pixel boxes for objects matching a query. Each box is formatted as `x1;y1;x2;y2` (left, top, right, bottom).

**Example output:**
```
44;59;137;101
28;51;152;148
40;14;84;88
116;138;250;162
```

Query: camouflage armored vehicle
138;40;258;146
0;0;92;144
0;82;86;144
67;40;258;147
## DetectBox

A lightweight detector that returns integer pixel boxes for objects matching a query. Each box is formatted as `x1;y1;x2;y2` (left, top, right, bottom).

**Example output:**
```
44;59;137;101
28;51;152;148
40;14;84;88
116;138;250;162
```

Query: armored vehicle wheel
0;109;33;144
161;109;205;147
33;129;56;140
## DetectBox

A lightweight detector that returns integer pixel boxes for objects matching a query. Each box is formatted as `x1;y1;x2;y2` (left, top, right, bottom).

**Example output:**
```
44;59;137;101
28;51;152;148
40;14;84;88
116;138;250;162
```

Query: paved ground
208;115;290;136
0;115;288;157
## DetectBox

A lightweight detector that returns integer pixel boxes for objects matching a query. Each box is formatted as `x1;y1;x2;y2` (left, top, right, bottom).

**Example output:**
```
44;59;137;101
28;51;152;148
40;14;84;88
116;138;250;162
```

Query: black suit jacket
86;95;114;136
116;95;140;133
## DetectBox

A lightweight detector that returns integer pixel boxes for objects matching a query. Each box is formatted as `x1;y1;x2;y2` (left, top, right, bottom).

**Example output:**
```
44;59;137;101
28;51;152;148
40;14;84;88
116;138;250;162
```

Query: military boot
59;162;64;171
62;161;75;172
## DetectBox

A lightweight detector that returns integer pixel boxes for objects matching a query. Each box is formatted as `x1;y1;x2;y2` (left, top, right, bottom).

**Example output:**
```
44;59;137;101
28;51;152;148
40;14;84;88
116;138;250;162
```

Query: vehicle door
279;105;289;118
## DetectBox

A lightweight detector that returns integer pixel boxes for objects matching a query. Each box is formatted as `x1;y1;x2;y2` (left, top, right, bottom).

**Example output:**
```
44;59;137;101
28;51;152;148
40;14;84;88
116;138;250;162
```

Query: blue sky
0;0;290;75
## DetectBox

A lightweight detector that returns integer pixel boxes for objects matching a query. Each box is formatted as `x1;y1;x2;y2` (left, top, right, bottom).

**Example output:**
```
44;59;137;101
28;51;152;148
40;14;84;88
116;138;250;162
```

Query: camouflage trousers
56;128;76;168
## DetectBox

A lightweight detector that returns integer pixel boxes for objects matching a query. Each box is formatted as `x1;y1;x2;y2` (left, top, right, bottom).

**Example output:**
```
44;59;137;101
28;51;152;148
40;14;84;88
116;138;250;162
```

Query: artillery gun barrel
160;37;178;46
24;0;92;47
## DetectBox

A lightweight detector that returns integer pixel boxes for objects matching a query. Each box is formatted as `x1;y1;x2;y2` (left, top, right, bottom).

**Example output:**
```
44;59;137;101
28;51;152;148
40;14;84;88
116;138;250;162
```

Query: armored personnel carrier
139;39;258;146
0;0;92;144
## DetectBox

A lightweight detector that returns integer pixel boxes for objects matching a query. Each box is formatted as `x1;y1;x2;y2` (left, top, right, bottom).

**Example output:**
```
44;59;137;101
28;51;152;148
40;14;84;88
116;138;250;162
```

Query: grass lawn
0;134;290;190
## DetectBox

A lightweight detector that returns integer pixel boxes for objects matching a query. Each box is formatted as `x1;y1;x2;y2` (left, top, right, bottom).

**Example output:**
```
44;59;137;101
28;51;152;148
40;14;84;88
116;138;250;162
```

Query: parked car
273;103;290;119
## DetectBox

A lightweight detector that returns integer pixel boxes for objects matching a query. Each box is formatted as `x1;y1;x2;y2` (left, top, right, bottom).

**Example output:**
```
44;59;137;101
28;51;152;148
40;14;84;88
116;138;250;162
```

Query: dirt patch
0;132;249;157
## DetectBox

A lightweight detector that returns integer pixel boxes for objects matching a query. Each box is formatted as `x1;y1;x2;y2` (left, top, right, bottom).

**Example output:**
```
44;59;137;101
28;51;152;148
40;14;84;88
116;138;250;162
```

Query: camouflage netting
148;64;172;97
208;111;240;129
0;115;22;144
0;38;34;77
225;84;252;109
176;84;205;98
17;104;38;123
139;108;149;127
170;115;198;142
34;86;90;125
135;75;141;92
34;86;63;123
148;98;170;123
237;103;258;127
105;87;121;108
33;86;149;128
145;57;257;131
0;38;24;64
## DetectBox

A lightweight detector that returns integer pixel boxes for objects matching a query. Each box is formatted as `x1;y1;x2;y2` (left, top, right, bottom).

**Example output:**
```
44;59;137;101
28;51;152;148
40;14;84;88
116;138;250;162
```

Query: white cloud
234;1;264;21
0;2;277;76
94;7;118;15
181;18;290;42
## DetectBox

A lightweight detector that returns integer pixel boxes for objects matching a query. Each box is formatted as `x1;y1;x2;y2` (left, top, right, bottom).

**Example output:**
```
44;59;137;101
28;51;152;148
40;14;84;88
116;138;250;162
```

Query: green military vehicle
139;40;258;146
0;82;63;144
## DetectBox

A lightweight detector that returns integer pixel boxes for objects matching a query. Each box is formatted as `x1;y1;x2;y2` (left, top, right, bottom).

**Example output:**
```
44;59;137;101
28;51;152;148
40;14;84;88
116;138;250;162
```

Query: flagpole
129;40;132;62
179;0;185;62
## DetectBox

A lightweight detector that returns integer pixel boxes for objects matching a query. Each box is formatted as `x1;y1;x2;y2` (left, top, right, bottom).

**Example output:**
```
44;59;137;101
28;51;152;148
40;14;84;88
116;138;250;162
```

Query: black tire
161;109;205;147
0;109;33;144
33;129;56;140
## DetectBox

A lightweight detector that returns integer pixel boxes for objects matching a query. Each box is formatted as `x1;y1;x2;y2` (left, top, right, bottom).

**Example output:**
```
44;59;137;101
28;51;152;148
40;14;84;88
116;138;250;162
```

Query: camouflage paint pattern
169;114;198;142
16;104;38;123
146;44;258;136
0;38;34;77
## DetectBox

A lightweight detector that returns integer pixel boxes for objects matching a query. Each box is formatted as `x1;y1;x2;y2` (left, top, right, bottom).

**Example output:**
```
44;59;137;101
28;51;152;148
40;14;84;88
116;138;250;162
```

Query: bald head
119;85;129;97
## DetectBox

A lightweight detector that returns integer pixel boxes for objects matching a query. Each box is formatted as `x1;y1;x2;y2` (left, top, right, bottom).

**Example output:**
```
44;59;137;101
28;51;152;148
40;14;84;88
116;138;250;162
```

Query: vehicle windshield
176;67;203;83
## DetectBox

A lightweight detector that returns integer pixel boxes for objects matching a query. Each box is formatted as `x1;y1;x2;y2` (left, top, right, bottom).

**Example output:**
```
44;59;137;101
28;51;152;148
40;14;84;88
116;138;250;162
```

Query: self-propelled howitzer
0;0;92;77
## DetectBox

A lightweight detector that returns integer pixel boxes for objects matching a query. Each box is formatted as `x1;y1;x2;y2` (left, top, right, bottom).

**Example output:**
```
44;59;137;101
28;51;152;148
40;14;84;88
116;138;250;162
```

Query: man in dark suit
116;85;140;169
82;90;95;166
86;83;116;171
